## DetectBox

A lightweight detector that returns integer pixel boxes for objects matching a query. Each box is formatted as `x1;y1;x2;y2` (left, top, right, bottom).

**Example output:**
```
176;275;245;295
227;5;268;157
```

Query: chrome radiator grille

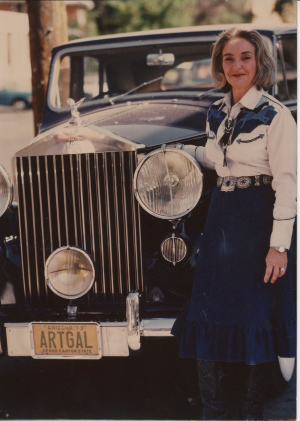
16;151;143;307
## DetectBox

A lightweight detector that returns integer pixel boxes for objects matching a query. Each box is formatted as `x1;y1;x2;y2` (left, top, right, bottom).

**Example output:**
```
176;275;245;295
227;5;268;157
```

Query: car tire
267;357;295;396
12;99;27;111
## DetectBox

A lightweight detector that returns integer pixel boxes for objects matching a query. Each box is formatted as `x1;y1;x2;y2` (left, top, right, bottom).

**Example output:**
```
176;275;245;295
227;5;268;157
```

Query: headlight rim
0;163;13;218
134;147;203;220
45;246;95;300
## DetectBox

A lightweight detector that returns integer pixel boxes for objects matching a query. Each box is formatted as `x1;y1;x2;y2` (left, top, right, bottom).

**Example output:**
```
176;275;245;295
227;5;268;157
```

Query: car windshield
50;41;215;109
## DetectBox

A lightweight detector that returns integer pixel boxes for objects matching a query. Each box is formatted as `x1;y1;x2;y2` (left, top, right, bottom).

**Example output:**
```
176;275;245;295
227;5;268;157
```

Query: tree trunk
26;1;68;135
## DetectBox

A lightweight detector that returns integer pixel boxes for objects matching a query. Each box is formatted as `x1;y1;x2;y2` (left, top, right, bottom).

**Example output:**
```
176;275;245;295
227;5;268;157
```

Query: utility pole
26;1;68;136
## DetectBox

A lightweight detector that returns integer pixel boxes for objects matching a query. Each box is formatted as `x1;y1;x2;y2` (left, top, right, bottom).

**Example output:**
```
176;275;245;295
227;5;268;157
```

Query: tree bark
26;1;68;135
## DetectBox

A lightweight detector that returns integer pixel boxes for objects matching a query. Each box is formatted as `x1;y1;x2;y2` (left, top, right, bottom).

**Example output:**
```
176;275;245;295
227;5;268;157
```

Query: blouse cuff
182;145;215;170
270;219;295;250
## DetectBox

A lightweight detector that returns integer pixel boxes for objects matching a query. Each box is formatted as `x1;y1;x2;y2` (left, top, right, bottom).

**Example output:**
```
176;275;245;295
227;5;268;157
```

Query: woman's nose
232;59;242;69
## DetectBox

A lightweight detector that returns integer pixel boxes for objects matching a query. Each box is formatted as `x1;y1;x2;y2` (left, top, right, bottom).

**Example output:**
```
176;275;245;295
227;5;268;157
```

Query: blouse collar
222;86;266;110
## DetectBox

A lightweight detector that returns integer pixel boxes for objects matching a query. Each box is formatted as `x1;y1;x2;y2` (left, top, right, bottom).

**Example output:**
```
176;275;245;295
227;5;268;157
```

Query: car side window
83;56;100;100
276;37;297;101
53;54;109;108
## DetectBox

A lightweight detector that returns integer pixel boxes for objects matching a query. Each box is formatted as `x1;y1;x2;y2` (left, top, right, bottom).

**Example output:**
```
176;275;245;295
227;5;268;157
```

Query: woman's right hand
264;247;288;283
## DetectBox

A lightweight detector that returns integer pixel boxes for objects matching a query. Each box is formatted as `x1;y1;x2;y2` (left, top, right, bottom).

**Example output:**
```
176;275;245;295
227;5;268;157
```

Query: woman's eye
243;56;251;60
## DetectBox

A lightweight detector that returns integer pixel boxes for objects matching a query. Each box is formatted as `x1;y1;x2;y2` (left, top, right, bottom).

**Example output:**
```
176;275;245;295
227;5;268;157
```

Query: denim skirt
171;184;296;365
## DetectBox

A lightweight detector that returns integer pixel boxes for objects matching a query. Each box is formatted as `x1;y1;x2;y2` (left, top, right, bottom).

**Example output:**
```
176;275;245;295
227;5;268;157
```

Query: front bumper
4;293;176;359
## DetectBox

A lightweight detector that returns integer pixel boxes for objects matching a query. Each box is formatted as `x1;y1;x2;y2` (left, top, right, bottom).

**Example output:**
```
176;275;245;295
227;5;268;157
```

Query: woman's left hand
264;248;288;283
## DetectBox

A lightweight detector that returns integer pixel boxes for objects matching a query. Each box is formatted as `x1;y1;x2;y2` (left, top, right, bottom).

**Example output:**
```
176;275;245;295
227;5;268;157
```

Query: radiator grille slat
17;151;143;307
28;157;40;301
37;157;48;300
95;154;106;297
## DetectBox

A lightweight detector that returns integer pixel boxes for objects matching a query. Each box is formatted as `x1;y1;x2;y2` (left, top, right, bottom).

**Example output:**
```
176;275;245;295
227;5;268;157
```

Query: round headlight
0;164;13;218
161;234;187;265
45;246;95;299
134;148;202;219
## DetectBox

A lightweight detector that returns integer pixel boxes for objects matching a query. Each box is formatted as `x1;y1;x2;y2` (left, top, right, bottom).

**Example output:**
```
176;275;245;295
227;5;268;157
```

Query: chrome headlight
0;164;13;218
134;147;202;219
45;246;95;299
161;234;188;265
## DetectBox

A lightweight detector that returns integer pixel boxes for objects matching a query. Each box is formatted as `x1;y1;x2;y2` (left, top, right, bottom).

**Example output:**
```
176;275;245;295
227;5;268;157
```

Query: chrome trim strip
112;153;122;294
61;155;69;246
135;155;144;291
86;154;96;262
28;157;40;299
86;154;97;296
129;152;139;290
95;154;106;295
16;158;27;301
69;155;78;246
53;156;61;248
37;158;46;267
103;154;114;294
45;157;53;253
140;318;176;337
20;157;32;300
78;154;86;249
120;152;130;292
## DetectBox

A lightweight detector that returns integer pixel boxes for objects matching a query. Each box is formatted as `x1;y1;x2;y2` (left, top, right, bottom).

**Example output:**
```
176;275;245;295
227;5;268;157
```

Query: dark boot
197;360;230;420
240;363;267;420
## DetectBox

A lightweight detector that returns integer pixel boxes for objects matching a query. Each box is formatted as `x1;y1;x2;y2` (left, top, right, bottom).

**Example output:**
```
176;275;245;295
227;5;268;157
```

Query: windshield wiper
108;76;163;105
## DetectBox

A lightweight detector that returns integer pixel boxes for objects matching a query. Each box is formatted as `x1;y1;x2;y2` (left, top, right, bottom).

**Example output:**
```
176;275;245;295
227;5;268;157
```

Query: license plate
31;323;101;359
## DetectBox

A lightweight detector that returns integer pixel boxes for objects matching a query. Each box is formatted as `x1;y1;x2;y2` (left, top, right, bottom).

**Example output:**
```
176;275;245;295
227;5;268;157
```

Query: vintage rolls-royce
0;23;296;391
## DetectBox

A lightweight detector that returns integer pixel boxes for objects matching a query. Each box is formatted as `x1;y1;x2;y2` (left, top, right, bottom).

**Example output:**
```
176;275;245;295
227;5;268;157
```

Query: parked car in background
0;87;32;110
0;23;296;395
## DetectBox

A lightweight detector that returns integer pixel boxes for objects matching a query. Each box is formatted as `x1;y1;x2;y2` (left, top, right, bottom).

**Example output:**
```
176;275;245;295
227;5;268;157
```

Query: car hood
19;99;210;157
88;100;208;146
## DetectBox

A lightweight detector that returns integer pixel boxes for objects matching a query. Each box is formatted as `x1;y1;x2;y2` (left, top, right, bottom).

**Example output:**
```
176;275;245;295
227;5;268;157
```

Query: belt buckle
221;176;237;192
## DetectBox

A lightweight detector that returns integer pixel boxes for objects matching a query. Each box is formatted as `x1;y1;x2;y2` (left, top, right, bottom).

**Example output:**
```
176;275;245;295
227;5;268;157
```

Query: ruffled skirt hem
173;316;296;365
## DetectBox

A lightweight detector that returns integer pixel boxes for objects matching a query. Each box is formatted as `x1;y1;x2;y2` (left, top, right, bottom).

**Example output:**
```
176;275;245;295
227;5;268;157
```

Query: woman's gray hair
211;27;276;92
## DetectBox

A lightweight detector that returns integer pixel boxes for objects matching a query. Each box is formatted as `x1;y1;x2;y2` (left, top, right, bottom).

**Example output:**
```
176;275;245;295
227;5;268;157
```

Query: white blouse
183;86;296;249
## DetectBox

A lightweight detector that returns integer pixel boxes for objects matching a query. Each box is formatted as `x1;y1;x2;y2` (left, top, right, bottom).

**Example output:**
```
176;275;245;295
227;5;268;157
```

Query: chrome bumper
5;293;176;359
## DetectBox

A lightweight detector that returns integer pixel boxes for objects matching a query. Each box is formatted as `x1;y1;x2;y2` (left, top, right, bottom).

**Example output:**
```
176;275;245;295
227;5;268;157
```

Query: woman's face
222;37;257;92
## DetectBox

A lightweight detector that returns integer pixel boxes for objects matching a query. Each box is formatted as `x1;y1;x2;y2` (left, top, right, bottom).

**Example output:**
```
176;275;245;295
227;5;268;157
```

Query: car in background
0;87;32;110
0;23;296;399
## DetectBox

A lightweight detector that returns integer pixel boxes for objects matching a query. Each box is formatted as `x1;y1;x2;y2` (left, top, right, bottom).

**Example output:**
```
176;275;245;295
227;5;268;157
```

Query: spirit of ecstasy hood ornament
66;97;85;125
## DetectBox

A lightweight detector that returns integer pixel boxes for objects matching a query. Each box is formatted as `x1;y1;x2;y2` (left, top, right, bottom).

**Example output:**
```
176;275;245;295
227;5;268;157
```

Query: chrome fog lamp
134;147;202;219
45;246;95;299
0;164;13;218
161;234;187;265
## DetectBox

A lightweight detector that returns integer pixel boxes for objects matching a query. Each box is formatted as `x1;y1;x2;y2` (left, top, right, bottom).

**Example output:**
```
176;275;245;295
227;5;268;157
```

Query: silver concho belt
217;175;273;192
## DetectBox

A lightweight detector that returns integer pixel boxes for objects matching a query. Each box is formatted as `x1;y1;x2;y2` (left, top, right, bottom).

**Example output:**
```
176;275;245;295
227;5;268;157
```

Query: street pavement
0;106;296;420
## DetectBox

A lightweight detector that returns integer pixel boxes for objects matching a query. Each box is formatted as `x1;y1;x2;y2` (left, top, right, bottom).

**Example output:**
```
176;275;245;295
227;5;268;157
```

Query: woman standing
171;27;296;420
